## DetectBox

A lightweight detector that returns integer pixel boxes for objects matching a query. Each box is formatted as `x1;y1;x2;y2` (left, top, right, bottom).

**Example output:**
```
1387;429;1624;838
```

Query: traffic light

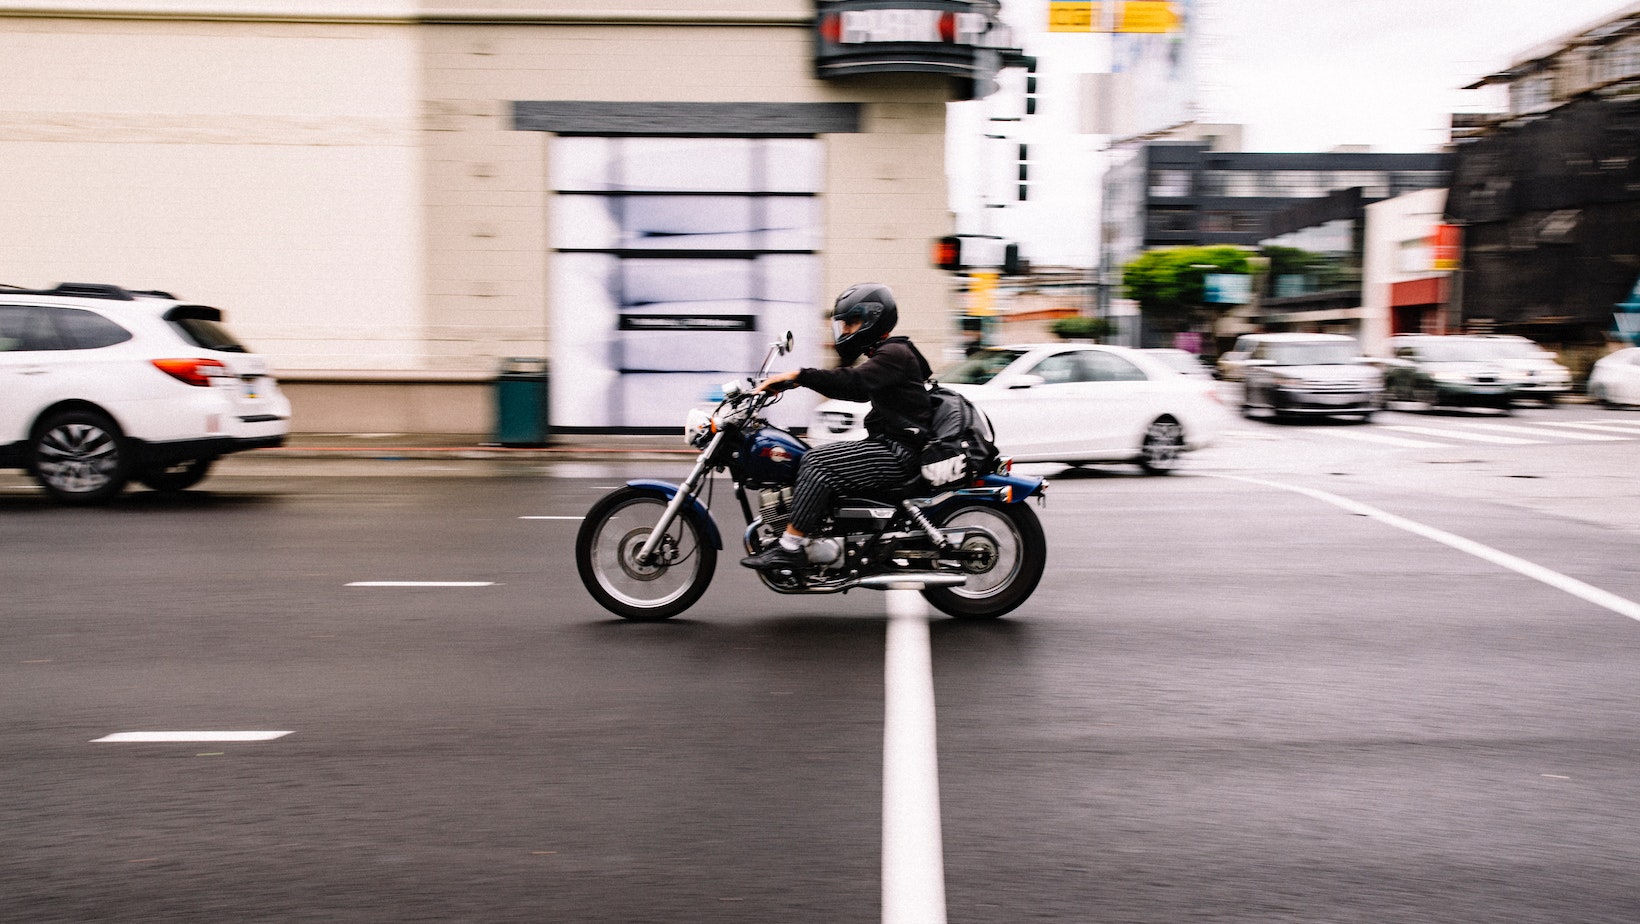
1022;56;1038;116
1003;243;1025;276
933;235;962;271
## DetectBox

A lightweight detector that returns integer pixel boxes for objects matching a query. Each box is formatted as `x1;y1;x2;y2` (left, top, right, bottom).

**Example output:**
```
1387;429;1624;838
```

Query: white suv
0;283;290;504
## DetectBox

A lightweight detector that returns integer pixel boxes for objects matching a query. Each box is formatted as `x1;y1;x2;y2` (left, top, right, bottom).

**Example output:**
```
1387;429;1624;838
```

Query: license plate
243;381;261;399
1307;392;1362;405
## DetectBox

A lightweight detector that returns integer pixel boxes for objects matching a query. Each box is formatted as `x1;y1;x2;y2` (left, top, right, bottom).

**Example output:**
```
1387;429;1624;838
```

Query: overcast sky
1191;0;1637;151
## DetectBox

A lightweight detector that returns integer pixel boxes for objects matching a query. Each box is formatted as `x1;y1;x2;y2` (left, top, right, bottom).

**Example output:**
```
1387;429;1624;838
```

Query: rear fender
918;472;1046;517
626;479;723;549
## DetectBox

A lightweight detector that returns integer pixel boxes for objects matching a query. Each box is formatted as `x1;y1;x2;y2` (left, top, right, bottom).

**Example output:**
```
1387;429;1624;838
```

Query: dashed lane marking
1322;429;1447;448
1459;422;1626;441
346;581;495;587
1381;425;1541;445
1530;420;1640;435
93;731;293;743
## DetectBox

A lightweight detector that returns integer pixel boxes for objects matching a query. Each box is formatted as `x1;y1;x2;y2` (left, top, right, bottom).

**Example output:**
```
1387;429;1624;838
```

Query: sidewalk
254;432;696;462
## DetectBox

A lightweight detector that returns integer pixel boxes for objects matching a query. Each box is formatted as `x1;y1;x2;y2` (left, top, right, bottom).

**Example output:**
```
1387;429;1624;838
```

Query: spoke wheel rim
36;422;119;494
1142;420;1183;470
590;498;702;609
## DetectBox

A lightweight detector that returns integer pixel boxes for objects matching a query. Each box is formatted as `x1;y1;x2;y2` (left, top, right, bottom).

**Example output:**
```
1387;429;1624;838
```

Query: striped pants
790;438;915;535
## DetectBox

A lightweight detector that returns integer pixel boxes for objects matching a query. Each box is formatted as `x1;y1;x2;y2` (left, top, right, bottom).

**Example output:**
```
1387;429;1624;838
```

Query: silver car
1239;333;1384;422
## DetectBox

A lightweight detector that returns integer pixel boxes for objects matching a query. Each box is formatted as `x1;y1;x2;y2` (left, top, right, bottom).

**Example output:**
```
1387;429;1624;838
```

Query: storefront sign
619;315;757;332
815;0;1019;83
1432;223;1462;271
1048;1;1181;34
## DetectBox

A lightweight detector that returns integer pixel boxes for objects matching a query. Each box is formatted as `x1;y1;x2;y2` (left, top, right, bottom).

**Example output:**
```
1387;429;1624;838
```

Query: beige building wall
0;1;964;432
420;16;957;376
0;7;426;374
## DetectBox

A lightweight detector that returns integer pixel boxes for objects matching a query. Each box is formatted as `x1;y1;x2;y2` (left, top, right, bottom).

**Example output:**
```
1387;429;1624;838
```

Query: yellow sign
967;272;999;316
1048;1;1094;32
1048;1;1180;34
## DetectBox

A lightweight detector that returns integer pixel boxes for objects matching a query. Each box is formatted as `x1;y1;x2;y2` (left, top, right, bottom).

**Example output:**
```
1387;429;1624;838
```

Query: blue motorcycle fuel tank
741;426;808;484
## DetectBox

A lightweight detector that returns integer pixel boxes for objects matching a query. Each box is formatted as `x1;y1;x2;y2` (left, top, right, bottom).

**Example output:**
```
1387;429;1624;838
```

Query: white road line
1216;475;1640;624
1459;422;1626;441
883;588;947;924
519;515;585;520
92;731;293;743
1322;430;1448;448
1382;425;1541;445
1530;420;1640;435
345;581;495;587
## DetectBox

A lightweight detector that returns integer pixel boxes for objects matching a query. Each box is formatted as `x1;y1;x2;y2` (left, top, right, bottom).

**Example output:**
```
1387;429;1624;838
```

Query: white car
1588;346;1640;407
0;282;291;504
1469;334;1573;403
807;343;1228;474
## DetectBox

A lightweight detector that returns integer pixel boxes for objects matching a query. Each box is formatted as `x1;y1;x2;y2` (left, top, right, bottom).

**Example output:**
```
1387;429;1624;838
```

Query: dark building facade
1101;141;1452;348
1104;142;1452;265
1448;2;1640;348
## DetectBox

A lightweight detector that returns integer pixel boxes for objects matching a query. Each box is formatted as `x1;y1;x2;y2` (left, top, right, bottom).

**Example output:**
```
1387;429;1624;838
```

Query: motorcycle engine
758;487;793;535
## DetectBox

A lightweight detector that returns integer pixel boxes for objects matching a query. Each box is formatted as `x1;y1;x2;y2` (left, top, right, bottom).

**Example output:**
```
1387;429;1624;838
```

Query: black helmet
831;283;898;364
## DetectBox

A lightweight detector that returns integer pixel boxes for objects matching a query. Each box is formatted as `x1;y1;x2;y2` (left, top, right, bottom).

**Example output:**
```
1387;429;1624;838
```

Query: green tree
1121;245;1251;336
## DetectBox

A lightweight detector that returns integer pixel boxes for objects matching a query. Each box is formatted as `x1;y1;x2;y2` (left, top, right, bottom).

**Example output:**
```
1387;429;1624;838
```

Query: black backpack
918;383;1001;490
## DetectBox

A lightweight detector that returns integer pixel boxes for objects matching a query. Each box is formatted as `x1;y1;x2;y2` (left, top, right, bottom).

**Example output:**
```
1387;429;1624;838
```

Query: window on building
1512;73;1554;113
1596;37;1640;83
1148;169;1193;198
550;136;823;428
1326;171;1390;198
1148;207;1195;233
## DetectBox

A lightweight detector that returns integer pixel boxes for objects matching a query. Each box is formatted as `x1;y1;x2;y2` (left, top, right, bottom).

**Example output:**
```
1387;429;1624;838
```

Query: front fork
635;430;724;565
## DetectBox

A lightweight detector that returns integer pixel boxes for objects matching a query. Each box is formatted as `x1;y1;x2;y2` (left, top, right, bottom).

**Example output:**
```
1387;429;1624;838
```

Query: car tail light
151;358;231;387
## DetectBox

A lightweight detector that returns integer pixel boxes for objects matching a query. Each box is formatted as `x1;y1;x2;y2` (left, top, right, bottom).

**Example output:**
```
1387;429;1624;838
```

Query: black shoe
740;543;808;572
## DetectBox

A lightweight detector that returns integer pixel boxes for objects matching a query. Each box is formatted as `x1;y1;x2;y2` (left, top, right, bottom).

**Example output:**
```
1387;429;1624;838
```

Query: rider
741;282;933;573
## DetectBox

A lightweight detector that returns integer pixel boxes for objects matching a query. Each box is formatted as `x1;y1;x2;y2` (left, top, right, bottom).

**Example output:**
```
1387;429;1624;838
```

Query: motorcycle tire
921;500;1046;620
576;485;717;621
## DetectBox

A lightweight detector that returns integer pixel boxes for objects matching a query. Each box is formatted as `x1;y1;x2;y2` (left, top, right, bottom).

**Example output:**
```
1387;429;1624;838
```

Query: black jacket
796;336;933;449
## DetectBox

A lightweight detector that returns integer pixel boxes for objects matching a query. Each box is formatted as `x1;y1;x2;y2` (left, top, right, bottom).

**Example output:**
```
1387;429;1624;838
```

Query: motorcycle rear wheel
921;501;1046;620
576;486;716;621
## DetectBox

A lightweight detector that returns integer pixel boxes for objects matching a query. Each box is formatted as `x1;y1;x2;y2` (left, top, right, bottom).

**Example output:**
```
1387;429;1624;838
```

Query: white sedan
1588;346;1640;407
806;343;1230;474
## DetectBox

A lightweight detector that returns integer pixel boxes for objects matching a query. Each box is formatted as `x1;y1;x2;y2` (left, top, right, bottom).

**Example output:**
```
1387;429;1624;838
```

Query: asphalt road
4;402;1640;922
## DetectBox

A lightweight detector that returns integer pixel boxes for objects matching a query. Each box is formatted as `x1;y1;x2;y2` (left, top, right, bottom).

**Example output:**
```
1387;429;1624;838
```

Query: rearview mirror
777;331;793;355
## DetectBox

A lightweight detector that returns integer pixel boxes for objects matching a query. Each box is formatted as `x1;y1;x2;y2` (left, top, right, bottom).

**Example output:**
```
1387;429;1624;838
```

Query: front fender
626;479;723;549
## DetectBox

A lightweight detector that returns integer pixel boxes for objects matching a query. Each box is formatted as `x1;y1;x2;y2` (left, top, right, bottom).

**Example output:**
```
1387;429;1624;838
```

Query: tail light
151;358;231;387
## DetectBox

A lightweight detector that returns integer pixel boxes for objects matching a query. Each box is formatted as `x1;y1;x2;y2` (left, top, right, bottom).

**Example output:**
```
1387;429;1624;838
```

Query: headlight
684;407;714;446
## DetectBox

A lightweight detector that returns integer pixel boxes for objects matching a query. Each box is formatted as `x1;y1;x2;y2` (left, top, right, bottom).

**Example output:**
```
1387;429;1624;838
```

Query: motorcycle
574;333;1049;622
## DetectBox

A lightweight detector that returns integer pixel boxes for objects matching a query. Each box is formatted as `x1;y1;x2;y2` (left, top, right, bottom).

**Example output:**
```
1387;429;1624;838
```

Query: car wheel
1412;382;1439;409
1589;384;1609;407
1138;417;1184;475
138;458;214;493
1357;410;1375;423
30;410;130;505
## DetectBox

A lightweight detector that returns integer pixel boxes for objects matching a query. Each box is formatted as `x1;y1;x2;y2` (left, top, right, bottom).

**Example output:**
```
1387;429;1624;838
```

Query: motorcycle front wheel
576;486;716;621
922;501;1046;620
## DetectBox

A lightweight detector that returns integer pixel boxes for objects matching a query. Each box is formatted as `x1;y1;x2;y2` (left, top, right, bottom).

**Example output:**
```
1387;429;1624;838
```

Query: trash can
493;357;550;446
